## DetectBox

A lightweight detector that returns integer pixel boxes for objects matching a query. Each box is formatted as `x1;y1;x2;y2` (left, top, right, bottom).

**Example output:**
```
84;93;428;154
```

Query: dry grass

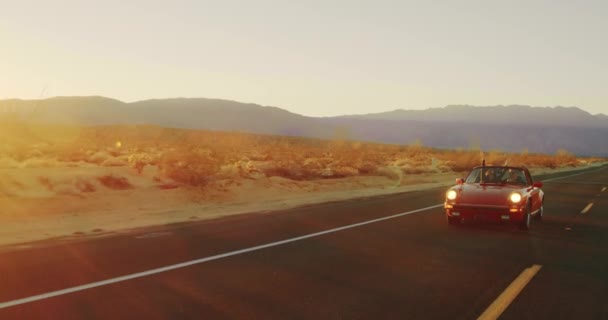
0;120;603;188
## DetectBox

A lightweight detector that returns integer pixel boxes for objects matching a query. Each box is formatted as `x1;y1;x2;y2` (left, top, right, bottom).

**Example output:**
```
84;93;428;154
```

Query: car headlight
510;193;522;203
446;190;457;200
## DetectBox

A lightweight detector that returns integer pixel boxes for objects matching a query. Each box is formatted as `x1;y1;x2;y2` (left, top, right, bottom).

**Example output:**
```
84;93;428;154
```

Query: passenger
483;169;497;183
507;170;525;185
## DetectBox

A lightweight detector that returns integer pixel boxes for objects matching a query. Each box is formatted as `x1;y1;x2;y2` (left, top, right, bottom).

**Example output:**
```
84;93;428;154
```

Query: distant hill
340;105;608;128
0;96;332;138
1;97;607;156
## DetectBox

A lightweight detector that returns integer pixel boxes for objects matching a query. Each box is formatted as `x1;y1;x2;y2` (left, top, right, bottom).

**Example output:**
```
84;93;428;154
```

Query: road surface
1;166;607;319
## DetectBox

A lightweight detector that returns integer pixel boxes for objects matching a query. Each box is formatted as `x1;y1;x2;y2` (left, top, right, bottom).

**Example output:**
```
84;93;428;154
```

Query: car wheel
519;205;531;230
534;201;544;221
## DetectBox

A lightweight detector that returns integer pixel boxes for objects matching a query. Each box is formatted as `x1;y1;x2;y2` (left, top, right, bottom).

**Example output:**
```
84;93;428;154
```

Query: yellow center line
478;264;542;320
581;203;594;214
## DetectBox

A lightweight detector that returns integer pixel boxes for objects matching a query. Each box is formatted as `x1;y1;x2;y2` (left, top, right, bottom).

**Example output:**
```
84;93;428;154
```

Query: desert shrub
588;157;606;164
20;157;57;168
438;151;482;172
555;149;577;166
51;177;97;195
74;178;97;192
217;164;240;179
324;166;359;178
393;158;409;167
260;160;308;180
377;166;402;181
1;121;600;184
539;156;558;168
88;151;112;165
302;158;325;171
56;149;90;163
335;166;360;177
354;161;378;175
128;153;156;174
486;151;508;166
244;152;269;161
97;175;133;190
515;152;569;169
156;148;221;186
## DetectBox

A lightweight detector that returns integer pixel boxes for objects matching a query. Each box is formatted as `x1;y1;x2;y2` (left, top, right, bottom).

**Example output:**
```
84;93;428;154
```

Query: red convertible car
444;166;544;230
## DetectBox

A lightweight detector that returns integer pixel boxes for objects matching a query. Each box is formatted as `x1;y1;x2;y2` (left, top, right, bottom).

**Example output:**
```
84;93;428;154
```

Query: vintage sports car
444;165;544;230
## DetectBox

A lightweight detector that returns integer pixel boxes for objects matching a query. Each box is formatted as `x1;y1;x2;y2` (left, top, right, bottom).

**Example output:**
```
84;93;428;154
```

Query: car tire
534;201;544;221
519;205;531;231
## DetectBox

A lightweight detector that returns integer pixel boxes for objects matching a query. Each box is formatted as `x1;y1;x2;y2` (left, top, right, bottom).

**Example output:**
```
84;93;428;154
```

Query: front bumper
444;202;525;223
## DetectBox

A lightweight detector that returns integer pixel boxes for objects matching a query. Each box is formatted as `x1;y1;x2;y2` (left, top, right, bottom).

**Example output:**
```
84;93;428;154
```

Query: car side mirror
533;181;543;188
456;178;464;185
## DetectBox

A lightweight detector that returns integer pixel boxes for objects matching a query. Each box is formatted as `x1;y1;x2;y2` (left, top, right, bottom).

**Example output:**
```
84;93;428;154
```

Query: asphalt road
1;166;607;319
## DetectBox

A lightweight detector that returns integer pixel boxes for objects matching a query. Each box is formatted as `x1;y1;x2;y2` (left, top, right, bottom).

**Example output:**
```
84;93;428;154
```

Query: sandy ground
0;163;604;248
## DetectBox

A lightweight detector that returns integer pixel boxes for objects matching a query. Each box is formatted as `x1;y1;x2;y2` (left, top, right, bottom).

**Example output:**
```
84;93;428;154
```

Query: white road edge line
0;204;444;310
477;264;543;320
581;203;594;214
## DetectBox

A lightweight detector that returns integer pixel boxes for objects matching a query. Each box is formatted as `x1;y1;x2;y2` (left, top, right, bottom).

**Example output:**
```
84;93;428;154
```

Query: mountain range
1;96;606;156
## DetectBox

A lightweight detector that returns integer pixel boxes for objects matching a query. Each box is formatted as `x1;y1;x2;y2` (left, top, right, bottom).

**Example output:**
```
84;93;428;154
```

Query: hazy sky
1;0;607;116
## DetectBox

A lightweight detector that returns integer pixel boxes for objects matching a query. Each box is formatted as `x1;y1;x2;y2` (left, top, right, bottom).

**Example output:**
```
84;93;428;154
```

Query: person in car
506;170;526;185
484;168;498;183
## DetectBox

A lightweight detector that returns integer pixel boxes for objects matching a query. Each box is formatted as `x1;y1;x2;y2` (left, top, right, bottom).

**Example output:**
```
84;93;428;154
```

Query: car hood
456;184;523;206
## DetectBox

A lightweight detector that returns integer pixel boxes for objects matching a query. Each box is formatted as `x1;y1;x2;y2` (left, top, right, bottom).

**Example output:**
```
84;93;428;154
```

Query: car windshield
465;167;529;186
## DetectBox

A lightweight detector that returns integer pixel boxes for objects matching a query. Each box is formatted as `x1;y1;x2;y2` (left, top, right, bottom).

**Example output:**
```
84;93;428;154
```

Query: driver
484;168;496;183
